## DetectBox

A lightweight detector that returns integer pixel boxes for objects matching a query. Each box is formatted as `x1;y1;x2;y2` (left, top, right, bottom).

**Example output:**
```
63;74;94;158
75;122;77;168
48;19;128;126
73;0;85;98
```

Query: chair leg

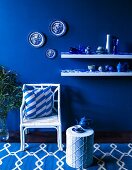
20;125;25;151
57;125;63;150
25;128;29;135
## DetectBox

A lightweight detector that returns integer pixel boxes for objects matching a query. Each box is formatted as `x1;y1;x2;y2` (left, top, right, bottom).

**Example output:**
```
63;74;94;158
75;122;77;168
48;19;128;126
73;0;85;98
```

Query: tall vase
106;34;112;54
0;117;9;141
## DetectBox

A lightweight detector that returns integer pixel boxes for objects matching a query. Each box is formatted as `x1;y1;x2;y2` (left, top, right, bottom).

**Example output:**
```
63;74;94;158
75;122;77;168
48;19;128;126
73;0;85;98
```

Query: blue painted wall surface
0;0;132;131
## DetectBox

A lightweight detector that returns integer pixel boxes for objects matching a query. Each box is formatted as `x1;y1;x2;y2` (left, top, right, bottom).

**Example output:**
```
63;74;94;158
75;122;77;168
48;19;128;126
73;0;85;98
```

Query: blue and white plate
50;20;67;36
46;49;57;58
28;32;45;48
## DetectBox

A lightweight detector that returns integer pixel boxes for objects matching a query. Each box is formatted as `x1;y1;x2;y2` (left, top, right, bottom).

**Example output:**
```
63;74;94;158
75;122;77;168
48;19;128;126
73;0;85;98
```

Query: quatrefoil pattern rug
0;143;132;170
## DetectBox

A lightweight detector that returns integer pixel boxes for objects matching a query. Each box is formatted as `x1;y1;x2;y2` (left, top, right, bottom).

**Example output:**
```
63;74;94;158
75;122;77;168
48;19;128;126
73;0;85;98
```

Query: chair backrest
20;83;61;123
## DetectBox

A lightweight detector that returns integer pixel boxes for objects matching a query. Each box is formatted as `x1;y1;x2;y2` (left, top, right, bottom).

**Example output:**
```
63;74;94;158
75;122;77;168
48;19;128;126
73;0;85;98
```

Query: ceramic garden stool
66;126;94;170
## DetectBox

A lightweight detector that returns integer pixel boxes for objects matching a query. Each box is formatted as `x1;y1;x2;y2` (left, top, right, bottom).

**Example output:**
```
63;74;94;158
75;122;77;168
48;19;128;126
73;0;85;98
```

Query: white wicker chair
20;83;62;151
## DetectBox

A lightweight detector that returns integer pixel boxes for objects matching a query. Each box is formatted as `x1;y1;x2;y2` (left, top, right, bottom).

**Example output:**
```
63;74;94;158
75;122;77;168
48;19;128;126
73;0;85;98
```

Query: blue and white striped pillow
23;86;53;119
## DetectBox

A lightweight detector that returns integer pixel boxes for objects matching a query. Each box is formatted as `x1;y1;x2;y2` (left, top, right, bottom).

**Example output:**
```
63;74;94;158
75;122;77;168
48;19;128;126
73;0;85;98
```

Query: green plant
0;66;22;119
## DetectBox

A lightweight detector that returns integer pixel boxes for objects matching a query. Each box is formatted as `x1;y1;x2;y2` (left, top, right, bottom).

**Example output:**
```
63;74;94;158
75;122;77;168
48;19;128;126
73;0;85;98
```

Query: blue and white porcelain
76;117;91;130
50;20;67;36
69;47;79;54
46;49;57;58
98;66;103;72
105;65;110;72
72;125;86;133
85;46;92;54
88;65;95;72
108;65;114;72
112;36;119;54
29;32;45;48
78;117;91;129
96;46;107;54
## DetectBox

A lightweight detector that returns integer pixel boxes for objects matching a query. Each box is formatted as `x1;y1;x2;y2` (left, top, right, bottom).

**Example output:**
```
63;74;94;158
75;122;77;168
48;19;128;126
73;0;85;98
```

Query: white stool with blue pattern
66;125;94;169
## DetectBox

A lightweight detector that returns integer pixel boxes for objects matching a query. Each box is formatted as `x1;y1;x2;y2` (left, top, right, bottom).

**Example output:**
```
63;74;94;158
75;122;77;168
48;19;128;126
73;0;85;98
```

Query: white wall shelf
61;71;132;77
61;53;132;77
61;53;132;59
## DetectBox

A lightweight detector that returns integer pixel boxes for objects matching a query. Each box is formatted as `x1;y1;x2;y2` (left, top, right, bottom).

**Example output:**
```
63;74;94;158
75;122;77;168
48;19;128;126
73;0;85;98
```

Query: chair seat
22;115;60;127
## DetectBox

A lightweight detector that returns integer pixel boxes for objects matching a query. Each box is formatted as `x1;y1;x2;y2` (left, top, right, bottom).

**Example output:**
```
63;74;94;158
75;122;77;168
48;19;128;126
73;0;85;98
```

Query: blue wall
0;0;132;131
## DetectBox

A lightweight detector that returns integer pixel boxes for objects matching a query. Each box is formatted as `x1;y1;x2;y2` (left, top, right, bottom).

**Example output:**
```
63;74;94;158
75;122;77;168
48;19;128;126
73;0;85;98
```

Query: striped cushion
23;86;53;119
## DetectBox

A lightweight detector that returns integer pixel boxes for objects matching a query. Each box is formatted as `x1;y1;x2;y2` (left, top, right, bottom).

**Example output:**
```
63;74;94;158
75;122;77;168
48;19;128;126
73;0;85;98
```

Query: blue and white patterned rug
0;143;132;170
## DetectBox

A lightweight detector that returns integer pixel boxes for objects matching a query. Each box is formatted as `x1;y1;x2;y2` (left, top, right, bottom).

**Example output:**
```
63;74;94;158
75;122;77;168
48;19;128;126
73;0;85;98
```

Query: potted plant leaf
0;66;22;141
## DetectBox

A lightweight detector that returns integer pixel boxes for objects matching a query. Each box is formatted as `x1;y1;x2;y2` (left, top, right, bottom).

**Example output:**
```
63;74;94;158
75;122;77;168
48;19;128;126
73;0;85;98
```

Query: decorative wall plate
28;32;45;48
50;20;67;36
46;49;57;58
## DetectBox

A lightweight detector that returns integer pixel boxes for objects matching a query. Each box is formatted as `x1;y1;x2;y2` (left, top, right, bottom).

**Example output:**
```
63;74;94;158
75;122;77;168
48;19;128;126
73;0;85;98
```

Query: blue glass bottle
117;62;122;72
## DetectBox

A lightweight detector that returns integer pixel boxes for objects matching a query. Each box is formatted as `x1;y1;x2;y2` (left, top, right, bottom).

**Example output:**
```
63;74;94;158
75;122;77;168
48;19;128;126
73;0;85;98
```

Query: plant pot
0;117;9;141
